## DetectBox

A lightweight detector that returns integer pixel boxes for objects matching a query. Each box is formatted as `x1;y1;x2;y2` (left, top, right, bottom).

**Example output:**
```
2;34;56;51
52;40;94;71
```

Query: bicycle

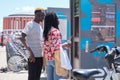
72;45;120;80
6;40;28;72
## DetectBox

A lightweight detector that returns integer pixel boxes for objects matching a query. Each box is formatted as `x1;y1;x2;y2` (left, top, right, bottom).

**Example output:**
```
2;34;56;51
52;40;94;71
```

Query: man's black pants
28;57;43;80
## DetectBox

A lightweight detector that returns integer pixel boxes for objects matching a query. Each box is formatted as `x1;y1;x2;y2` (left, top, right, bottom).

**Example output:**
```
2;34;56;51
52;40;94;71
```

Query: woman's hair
43;11;59;40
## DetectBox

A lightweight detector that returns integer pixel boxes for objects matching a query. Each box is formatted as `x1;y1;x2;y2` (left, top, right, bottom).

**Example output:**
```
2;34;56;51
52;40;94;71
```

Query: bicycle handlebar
90;45;110;53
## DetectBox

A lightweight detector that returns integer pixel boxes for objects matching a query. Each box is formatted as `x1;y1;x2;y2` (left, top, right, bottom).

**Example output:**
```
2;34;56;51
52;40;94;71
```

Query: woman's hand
62;42;71;48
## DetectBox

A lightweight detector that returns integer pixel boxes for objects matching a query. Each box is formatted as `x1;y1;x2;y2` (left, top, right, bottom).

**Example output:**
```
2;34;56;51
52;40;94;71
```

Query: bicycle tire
7;54;26;72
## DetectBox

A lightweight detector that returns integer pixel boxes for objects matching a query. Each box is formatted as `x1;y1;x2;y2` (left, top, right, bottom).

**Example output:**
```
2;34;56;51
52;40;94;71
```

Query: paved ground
0;46;71;80
0;46;46;80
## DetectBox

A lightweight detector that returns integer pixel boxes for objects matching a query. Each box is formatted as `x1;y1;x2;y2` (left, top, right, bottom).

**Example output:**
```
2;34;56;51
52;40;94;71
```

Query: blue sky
0;0;70;32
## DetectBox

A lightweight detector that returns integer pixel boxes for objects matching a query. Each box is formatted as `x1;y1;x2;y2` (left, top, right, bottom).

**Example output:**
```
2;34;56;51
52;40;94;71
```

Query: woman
43;12;70;80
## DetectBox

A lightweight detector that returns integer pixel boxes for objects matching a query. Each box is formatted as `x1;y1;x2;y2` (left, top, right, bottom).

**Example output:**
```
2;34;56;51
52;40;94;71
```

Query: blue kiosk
70;0;120;69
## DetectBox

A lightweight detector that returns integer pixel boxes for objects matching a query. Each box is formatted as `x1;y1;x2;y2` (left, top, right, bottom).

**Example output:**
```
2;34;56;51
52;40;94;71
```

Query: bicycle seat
72;69;101;79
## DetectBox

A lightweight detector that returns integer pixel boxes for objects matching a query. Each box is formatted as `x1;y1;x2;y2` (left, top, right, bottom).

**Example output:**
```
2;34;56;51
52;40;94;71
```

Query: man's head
34;8;45;23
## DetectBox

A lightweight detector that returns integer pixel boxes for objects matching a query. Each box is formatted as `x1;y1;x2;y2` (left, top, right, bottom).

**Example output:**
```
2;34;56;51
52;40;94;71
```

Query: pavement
0;46;71;80
0;46;46;80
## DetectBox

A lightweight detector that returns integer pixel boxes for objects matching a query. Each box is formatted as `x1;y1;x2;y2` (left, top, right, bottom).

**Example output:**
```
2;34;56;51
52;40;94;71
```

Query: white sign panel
58;18;67;40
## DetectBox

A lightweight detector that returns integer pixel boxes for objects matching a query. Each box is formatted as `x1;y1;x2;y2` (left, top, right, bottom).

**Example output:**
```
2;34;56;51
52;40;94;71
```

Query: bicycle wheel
7;54;26;72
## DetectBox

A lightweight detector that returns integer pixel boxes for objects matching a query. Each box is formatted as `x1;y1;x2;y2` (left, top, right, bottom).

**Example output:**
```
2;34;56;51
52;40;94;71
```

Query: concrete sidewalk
0;46;46;80
0;46;7;68
0;46;71;80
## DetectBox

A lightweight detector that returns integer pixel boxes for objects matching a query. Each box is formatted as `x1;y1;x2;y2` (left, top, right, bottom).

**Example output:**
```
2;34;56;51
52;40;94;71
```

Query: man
20;8;45;80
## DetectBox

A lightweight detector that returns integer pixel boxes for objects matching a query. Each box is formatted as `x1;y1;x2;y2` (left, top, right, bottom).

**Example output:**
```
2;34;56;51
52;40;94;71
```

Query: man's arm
20;33;35;62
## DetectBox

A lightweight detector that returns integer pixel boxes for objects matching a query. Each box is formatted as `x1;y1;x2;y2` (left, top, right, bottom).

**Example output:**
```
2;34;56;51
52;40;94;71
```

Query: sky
0;0;70;32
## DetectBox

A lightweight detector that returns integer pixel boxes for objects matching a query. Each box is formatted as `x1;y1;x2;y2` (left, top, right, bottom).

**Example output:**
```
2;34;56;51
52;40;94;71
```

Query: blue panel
98;0;113;4
116;10;120;39
58;15;67;19
79;0;120;68
92;52;106;56
67;21;71;38
62;40;67;43
80;0;120;57
55;11;63;15
56;11;67;19
80;0;91;30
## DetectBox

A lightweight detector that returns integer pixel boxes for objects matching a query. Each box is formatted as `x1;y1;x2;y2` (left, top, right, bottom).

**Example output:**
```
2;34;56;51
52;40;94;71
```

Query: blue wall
80;0;120;68
80;0;120;56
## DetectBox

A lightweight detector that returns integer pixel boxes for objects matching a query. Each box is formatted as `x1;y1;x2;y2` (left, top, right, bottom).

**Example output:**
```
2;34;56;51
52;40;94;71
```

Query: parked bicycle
72;45;120;80
6;40;28;72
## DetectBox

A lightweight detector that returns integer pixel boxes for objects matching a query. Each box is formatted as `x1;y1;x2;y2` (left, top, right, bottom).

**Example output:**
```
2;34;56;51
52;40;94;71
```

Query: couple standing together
20;8;70;80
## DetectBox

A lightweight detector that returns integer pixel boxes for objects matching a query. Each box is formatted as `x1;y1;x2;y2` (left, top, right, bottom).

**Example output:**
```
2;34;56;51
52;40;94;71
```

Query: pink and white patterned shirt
44;27;62;60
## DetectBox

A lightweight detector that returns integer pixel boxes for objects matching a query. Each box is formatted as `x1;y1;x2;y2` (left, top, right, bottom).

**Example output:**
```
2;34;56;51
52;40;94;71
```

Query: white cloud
15;7;20;11
22;6;34;12
15;6;35;13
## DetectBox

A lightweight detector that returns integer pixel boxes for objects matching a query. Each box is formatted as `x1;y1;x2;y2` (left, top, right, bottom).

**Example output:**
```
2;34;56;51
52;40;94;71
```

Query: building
3;13;34;34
